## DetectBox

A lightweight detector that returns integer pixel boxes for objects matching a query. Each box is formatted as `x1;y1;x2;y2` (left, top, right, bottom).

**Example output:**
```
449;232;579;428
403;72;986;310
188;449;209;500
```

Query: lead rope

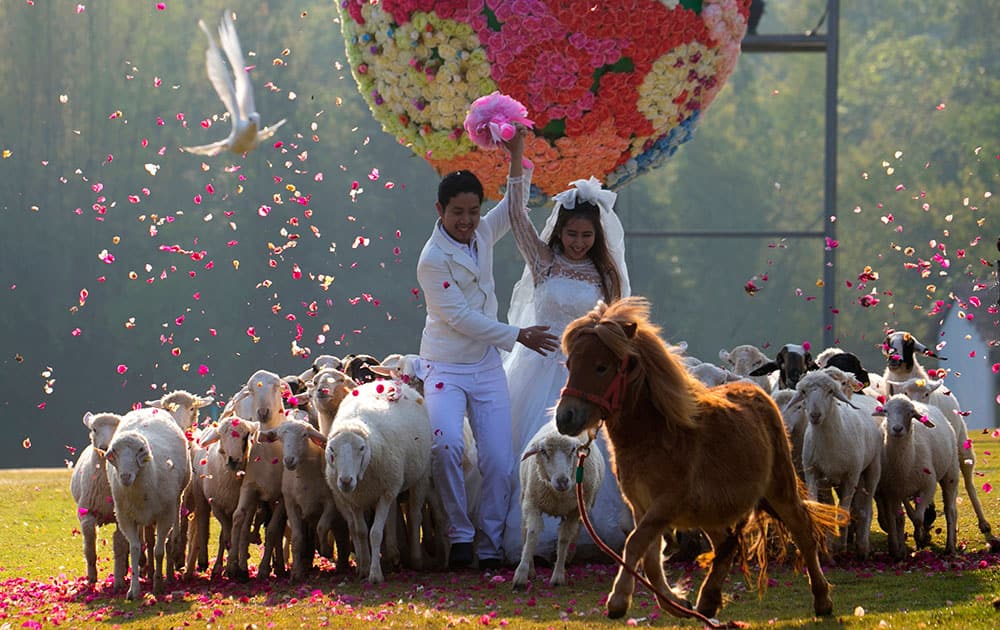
575;427;746;629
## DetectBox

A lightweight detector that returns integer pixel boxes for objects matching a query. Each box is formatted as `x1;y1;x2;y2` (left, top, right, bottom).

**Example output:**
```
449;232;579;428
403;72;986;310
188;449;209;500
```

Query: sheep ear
521;447;540;461
872;408;886;417
749;361;779;377
833;389;859;409
925;379;944;393
718;349;730;362
145;399;164;409
307;427;328;448
199;427;220;448
105;448;116;464
368;365;396;379
196;396;215;408
83;412;94;429
784;390;804;411
914;411;935;428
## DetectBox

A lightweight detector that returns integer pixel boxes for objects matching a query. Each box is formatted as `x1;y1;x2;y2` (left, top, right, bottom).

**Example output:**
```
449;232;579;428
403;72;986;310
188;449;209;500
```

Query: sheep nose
257;407;270;422
120;473;134;486
284;456;296;470
891;425;905;436
338;477;355;492
555;476;571;492
809;411;822;423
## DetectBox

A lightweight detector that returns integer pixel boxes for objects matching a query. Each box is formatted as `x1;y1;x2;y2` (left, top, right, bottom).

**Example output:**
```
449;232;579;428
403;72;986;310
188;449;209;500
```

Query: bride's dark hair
546;200;622;304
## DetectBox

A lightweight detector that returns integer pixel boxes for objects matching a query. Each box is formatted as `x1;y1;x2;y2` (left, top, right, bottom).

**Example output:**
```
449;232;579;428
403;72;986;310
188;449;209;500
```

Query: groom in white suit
416;132;557;569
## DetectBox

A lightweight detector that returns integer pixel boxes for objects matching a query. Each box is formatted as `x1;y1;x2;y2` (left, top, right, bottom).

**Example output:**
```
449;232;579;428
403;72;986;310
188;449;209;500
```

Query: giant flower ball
338;0;750;200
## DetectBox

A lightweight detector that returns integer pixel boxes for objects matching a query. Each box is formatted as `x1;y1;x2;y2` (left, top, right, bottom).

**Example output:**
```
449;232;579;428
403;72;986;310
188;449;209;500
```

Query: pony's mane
565;297;730;430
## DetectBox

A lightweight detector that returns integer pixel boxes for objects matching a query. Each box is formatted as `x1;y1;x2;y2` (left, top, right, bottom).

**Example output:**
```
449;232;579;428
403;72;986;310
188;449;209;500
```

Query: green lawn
2;456;1000;629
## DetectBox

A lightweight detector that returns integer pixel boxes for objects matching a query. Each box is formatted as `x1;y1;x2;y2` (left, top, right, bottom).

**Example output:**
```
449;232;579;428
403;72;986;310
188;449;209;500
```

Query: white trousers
423;349;514;561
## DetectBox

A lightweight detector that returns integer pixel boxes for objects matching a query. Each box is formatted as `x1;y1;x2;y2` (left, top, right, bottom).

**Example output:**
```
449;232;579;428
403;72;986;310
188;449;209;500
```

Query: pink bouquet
464;92;535;150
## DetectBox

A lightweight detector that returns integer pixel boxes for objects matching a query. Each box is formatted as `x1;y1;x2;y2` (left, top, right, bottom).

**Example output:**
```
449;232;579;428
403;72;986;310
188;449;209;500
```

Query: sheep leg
940;474;959;555
835;482;858;556
153;517;174;595
260;501;287;578
406;480;429;571
112;527;129;591
381;501;401;573
119;518;144;601
211;516;231;579
512;505;541;589
346;508;370;578
228;492;254;581
959;455;996;542
367;496;393;583
80;515;98;584
287;501;308;582
550;515;581;587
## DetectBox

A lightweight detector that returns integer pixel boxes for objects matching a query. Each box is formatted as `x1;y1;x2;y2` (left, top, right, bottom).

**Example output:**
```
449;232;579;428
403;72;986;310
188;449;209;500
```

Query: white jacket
417;176;525;364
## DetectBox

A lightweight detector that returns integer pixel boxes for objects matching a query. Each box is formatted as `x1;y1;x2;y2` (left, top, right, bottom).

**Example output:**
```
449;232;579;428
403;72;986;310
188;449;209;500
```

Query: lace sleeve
508;173;553;284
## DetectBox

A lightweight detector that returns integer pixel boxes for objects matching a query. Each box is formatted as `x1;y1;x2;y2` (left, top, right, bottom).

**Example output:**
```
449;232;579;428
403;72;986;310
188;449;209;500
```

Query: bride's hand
518;325;559;356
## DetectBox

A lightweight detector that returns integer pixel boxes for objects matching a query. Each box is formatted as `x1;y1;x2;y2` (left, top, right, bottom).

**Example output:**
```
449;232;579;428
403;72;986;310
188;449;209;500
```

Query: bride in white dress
501;174;632;565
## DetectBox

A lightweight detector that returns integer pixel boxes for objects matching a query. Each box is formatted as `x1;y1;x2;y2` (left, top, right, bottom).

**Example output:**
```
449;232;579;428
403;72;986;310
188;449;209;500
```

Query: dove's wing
256;119;287;142
180;138;230;156
218;10;256;120
198;19;239;125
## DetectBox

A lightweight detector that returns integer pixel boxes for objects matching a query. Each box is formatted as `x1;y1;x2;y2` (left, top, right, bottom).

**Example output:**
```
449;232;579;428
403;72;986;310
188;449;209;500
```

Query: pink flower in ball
464;92;534;150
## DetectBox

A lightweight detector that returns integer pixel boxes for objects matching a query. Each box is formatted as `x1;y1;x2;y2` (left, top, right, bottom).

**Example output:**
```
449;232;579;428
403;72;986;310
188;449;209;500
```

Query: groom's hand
518;325;559;356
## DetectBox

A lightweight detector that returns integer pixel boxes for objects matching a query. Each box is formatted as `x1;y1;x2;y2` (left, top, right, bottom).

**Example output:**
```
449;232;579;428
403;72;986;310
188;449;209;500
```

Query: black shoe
479;558;501;571
449;542;474;569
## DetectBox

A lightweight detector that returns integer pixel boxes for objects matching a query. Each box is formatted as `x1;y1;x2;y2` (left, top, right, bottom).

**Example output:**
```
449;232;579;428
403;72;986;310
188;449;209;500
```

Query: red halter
561;353;630;418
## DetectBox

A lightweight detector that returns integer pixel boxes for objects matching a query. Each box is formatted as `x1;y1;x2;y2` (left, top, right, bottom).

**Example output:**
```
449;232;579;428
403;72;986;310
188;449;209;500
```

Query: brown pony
555;297;845;620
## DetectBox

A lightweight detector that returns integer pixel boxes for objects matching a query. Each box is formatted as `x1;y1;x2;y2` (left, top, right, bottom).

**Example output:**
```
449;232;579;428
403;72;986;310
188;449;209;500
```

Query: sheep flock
69;334;998;600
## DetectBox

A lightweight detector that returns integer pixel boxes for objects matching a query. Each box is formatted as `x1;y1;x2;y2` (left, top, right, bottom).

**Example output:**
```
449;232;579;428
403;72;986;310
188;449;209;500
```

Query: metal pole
822;0;840;348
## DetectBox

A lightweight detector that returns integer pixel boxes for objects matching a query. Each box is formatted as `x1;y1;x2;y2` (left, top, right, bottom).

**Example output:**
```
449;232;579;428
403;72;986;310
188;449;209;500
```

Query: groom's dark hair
438;170;484;207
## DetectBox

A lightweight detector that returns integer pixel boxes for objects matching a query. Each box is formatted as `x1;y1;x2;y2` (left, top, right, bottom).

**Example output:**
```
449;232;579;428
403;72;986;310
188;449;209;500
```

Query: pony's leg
766;497;833;616
608;510;674;619
695;527;742;618
642;531;691;619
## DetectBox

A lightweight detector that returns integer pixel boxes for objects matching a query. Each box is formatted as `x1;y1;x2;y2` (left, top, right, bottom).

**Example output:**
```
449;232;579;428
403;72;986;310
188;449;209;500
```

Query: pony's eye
596;364;609;374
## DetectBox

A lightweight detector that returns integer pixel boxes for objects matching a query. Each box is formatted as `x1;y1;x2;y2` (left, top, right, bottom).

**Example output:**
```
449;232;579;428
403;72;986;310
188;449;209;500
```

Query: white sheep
788;369;882;558
885;375;995;547
258;418;351;581
875;395;960;560
145;390;214;575
512;422;603;588
105;408;191;600
719;344;774;391
309;368;356;436
687;361;741;387
71;411;128;586
227;369;288;580
324;378;432;583
196;416;260;578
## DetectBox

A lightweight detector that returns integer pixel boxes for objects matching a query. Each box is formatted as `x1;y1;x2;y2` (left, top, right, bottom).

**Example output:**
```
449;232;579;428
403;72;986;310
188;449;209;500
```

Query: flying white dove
181;10;286;156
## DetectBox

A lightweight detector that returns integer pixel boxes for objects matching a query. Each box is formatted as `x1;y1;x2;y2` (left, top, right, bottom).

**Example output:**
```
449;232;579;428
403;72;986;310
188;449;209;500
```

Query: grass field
2;457;1000;629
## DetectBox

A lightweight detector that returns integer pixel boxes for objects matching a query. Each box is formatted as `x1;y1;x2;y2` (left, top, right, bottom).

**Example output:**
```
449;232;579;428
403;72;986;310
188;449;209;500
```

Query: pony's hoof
814;596;834;617
607;594;631;619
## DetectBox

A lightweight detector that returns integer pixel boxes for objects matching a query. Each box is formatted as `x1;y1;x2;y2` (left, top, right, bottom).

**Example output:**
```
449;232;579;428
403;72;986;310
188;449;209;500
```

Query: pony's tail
740;498;848;597
739;510;786;596
799;499;850;569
